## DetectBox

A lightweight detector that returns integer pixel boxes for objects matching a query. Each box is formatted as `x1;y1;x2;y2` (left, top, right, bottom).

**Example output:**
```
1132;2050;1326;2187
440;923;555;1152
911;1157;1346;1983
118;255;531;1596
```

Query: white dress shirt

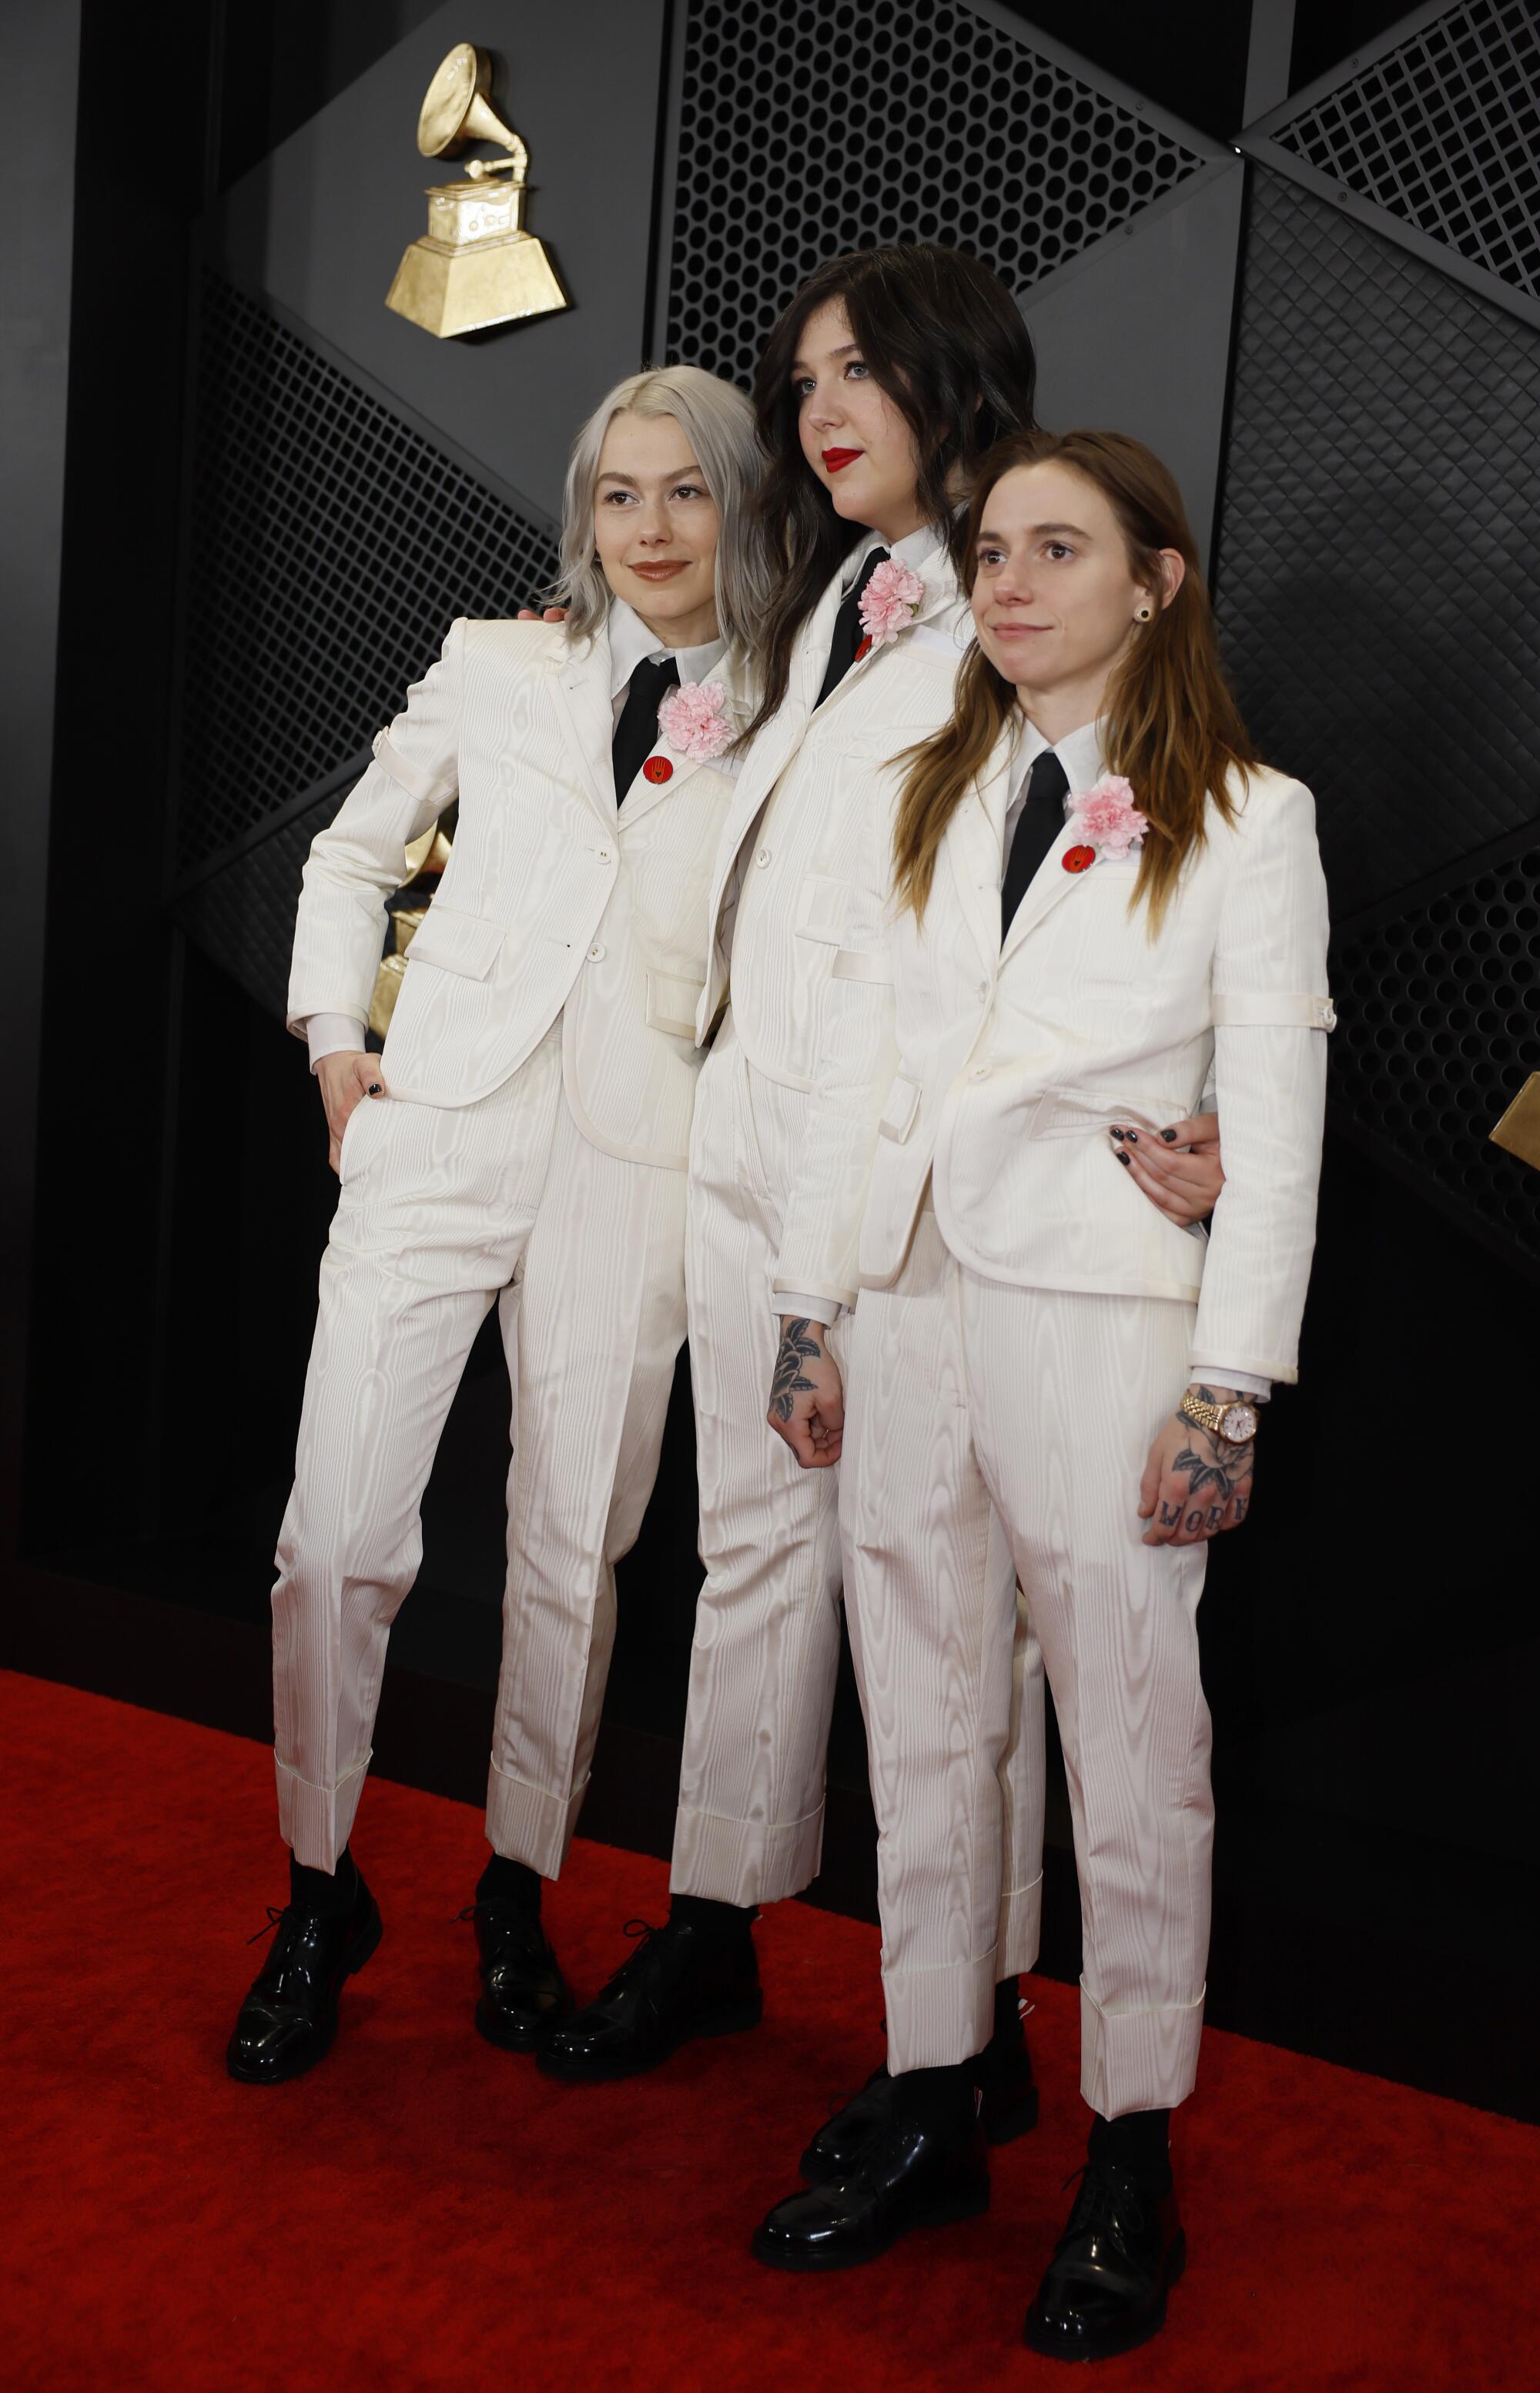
305;601;726;1069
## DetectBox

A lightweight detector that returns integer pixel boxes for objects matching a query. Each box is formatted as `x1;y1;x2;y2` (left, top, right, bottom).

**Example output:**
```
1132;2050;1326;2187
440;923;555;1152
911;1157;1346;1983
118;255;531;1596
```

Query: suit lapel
947;742;1013;976
999;808;1092;965
619;650;753;826
548;626;623;836
810;539;959;720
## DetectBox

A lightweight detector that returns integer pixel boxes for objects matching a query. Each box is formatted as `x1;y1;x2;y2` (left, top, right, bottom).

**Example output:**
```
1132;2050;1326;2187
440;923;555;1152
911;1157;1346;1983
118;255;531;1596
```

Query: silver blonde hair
553;365;768;654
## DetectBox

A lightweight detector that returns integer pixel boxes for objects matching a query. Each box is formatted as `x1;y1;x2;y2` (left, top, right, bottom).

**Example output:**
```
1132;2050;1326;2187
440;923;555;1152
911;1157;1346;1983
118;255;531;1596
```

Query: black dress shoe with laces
802;2034;1037;2182
226;1863;382;2085
464;1900;572;2050
755;2108;989;2272
537;1916;761;2081
1023;2158;1186;2361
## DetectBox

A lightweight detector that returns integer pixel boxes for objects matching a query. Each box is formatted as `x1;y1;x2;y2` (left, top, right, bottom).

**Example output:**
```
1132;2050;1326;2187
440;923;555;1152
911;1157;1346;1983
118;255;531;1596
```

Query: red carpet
3;1670;1535;2392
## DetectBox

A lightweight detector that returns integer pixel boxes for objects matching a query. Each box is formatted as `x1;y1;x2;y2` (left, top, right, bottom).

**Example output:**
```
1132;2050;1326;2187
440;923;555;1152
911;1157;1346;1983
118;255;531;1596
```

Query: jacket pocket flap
403;905;507;981
878;1075;921;1143
795;873;849;945
646;969;705;1040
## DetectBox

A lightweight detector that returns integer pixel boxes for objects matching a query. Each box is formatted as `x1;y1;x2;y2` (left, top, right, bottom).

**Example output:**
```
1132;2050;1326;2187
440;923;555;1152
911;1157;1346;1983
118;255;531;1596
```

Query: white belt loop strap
831;947;895;985
1212;991;1337;1030
372;728;456;811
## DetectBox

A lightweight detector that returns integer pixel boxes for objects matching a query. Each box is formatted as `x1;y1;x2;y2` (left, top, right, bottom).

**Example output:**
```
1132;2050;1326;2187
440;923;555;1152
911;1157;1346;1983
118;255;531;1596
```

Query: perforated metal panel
1271;0;1540;305
176;275;560;881
174;789;342;1021
1330;841;1540;1262
1215;172;1540;923
664;0;1210;385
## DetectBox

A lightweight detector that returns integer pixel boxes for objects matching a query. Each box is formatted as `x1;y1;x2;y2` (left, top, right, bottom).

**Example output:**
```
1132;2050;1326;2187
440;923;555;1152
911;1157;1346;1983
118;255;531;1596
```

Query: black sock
1088;2107;1172;2194
892;2060;977;2139
477;1853;542;1916
290;1848;354;1914
990;1976;1023;2051
668;1893;756;1944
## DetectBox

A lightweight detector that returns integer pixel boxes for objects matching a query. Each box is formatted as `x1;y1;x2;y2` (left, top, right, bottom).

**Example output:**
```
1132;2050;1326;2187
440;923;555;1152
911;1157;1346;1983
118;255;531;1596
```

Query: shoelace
1058;2160;1147;2245
246;1905;291;1947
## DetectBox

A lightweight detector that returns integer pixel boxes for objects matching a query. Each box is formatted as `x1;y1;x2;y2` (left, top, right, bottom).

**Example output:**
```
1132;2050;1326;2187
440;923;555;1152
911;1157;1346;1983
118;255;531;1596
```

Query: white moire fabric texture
817;727;1332;2111
671;539;1043;1960
273;612;748;1871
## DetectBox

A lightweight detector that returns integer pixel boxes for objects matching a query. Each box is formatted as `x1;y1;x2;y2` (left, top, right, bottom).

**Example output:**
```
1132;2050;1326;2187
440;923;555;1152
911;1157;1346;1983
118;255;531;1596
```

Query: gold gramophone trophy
386;42;567;339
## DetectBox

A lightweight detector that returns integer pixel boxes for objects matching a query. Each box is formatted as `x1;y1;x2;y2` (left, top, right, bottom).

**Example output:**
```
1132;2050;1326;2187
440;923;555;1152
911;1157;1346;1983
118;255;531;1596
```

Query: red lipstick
821;447;862;473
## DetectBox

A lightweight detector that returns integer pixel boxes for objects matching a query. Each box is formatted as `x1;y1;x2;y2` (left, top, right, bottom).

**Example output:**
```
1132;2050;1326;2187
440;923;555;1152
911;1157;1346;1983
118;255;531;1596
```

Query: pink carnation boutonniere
656;678;735;763
1066;775;1150;863
857;556;926;652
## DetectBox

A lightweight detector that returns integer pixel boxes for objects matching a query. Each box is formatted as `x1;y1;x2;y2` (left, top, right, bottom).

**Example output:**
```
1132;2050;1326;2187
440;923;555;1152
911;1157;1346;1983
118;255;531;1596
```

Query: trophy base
385;229;567;338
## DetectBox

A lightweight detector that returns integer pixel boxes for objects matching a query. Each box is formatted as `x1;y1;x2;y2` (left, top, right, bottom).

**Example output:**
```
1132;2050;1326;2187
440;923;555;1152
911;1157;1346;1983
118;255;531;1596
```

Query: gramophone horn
416;42;523;161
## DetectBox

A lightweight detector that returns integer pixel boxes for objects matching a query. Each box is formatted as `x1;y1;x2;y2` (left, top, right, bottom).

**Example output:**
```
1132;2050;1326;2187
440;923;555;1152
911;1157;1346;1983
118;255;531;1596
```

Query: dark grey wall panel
661;0;1215;387
210;0;668;524
173;276;559;909
1215;169;1540;924
1025;166;1244;567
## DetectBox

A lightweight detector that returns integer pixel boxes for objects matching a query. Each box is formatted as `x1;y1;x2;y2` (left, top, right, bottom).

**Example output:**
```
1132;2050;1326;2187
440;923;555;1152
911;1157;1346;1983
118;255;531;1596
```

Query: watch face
1219;1403;1257;1444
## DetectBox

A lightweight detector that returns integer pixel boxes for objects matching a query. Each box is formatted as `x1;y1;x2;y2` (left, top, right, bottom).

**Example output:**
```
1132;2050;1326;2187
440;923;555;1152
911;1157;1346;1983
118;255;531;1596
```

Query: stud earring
1136;604;1153;622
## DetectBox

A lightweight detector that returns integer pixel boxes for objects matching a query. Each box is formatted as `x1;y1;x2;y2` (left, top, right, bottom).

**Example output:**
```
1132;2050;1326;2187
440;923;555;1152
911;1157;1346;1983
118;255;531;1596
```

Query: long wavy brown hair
892;430;1260;931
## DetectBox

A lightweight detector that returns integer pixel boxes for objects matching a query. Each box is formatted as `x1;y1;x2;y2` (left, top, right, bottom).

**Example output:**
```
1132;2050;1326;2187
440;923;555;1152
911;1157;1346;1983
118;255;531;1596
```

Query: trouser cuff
999;1870;1043;1980
670;1798;824;1908
276;1750;370;1873
882;1947;997;2074
485;1756;588;1880
1079;1980;1206;2118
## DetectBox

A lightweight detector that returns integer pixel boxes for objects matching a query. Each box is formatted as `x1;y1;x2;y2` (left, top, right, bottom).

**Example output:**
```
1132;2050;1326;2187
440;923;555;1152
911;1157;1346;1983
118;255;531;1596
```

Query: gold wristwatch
1179;1387;1259;1445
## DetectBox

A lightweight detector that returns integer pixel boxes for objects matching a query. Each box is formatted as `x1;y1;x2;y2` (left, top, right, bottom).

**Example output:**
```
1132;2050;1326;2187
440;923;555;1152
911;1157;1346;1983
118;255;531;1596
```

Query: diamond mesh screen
1215;172;1540;924
664;0;1209;385
1272;0;1540;305
176;275;560;879
1330;840;1540;1262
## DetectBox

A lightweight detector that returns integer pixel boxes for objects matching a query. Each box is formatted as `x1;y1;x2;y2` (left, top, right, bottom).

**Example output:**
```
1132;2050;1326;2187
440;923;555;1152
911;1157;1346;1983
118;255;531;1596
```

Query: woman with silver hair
226;363;765;2087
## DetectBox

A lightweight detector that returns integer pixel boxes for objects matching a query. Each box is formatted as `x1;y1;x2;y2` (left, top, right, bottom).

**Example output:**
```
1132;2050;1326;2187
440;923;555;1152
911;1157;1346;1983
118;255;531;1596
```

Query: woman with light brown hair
753;430;1333;2359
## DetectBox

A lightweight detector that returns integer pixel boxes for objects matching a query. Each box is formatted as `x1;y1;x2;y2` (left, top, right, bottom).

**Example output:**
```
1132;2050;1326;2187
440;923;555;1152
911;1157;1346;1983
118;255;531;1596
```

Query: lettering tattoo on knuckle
770;1317;821;1425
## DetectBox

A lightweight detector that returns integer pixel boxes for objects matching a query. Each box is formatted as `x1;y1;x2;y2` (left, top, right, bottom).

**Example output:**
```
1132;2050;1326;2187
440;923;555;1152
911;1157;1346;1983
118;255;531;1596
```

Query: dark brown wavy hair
892;429;1260;931
742;245;1039;742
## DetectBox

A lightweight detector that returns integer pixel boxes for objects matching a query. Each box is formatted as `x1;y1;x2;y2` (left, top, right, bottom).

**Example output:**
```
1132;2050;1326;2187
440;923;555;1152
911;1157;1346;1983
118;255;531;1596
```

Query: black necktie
815;547;889;707
1000;749;1070;939
612;654;681;805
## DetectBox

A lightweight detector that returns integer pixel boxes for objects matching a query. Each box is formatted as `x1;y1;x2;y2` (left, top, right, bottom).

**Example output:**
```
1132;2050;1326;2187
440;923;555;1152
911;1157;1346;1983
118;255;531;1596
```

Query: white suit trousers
842;1207;1213;2117
272;1027;688;1875
671;1022;1046;1971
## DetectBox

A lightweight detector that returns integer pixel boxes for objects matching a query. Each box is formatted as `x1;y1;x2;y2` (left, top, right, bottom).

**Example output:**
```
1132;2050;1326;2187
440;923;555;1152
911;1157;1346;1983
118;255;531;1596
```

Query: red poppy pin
1062;844;1096;873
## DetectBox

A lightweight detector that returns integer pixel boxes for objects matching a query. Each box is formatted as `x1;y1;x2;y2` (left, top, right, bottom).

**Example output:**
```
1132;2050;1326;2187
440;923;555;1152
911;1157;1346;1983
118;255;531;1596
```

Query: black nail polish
368;1083;382;1096
1160;1127;1178;1143
1116;1150;1131;1166
1124;1130;1139;1143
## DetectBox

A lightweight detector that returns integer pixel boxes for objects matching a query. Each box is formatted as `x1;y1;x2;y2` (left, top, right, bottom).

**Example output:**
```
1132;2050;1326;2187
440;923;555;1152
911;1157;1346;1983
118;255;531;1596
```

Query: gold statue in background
386;43;567;339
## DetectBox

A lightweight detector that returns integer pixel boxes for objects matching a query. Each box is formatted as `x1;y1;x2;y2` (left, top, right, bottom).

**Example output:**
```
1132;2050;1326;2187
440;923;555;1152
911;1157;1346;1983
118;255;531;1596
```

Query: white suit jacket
826;734;1334;1385
287;615;751;1170
697;530;973;1304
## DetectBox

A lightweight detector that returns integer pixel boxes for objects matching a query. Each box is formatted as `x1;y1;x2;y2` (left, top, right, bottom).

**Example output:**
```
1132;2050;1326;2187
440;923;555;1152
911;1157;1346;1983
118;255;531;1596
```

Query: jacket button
588;943;605;961
972;1063;991;1081
644;755;672;784
597;849;611;863
756;847;772;867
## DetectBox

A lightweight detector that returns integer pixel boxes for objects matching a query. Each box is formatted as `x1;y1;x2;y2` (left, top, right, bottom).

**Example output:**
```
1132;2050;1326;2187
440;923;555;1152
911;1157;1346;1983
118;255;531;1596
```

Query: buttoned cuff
775;1294;842;1329
305;1014;367;1072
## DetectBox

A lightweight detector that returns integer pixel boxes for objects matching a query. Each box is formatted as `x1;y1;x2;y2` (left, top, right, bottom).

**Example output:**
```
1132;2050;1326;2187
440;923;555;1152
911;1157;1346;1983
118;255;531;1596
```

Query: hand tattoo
770;1318;822;1424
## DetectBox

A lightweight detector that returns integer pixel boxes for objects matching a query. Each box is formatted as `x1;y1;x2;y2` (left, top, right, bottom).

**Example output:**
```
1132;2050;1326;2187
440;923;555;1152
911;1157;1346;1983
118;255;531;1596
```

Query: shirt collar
839;517;947;595
1008;715;1110;808
606;595;725;701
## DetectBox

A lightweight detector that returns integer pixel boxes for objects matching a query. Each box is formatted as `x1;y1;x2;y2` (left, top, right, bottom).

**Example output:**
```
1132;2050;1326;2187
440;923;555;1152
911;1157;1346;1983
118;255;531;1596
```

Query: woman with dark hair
754;430;1331;2355
539;260;1225;2150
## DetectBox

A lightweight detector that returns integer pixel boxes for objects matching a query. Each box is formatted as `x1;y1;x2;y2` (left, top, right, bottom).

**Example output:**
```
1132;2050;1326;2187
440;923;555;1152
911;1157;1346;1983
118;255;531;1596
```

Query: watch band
1179;1388;1257;1438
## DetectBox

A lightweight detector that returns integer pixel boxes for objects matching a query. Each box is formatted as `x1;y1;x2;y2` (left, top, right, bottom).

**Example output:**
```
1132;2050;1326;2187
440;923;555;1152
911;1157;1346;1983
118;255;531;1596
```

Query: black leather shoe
1023;2160;1186;2361
755;2113;989;2272
802;2040;1037;2182
226;1866;382;2084
463;1900;572;2051
537;1916;761;2081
